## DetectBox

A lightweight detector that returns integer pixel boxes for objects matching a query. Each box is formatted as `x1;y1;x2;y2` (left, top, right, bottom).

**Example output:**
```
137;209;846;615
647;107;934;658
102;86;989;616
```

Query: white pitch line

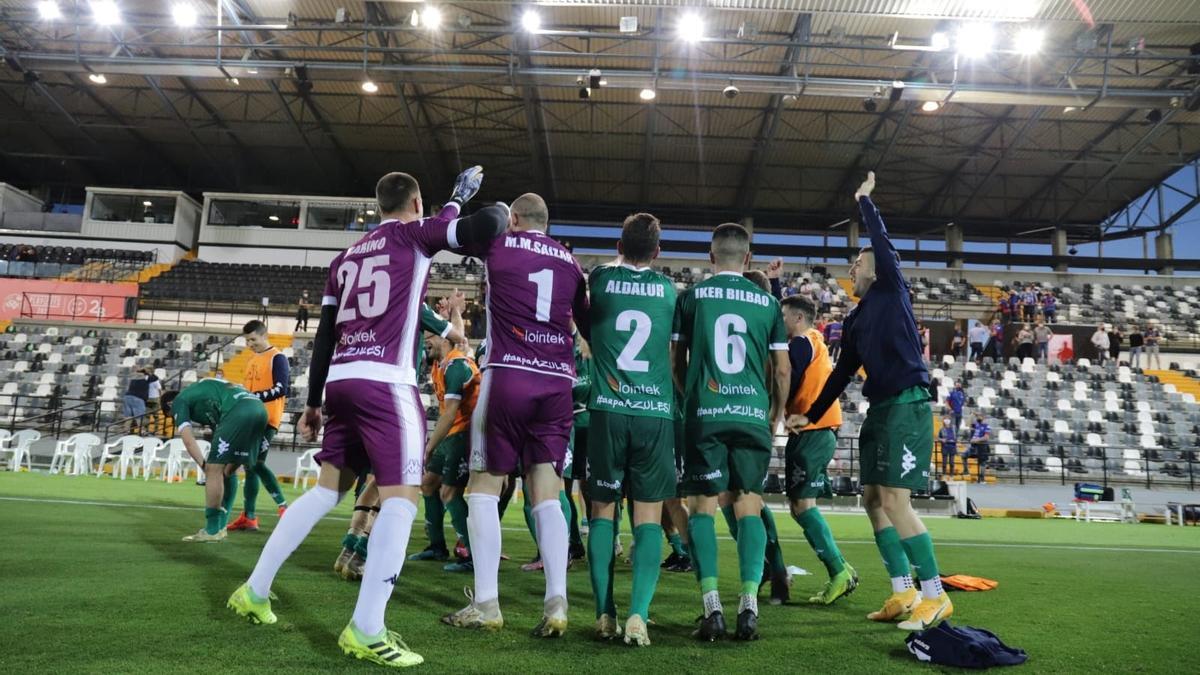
2;495;1198;555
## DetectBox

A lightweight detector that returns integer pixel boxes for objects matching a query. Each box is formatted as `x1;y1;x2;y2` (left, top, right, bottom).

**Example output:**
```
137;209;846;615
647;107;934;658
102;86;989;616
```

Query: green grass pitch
1;472;1197;673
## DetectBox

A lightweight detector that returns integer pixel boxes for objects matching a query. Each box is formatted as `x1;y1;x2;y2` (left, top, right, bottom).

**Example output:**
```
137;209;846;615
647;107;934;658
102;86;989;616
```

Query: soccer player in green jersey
672;223;790;641
162;378;270;542
584;212;678;646
793;172;952;631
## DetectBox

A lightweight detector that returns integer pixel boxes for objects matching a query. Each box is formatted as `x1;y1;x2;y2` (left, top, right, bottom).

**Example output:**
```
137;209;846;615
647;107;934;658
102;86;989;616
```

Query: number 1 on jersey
528;269;554;321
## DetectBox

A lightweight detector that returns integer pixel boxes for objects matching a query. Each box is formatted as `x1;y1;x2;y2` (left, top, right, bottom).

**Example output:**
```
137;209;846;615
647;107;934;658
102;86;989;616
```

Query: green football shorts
256;426;278;464
206;399;268;467
858;385;933;491
586;410;675;503
682;419;773;497
785;428;837;500
427;432;470;488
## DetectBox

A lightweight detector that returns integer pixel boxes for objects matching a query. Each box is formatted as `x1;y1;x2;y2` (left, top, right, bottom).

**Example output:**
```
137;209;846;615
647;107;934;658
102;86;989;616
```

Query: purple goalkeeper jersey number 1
322;203;461;387
480;230;588;380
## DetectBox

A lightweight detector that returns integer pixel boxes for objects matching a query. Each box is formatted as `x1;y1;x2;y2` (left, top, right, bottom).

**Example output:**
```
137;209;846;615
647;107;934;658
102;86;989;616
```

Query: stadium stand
997;279;1198;343
140;260;326;309
0;243;156;282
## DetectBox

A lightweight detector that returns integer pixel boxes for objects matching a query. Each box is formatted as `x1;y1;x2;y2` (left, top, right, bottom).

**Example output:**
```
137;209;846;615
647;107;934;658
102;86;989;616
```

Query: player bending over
672;223;790;641
227;320;290;532
793;172;952;631
779;295;858;604
442;193;589;638
227;167;506;669
583;213;678;646
163;379;269;542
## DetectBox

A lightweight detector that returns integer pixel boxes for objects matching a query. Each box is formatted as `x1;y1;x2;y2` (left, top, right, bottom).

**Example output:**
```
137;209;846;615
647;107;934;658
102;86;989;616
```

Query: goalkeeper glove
449;165;484;207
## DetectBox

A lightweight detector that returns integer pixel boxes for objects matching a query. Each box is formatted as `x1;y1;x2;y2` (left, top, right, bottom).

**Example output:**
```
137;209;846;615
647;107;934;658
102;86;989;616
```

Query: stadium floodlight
921;100;941;112
930;31;950;51
142;200;152;206
521;10;541;33
268;215;280;222
361;80;378;94
639;88;656;101
172;4;197;28
1014;27;1044;56
37;1;61;20
421;5;442;29
88;73;107;84
677;13;704;42
90;1;121;26
955;23;994;59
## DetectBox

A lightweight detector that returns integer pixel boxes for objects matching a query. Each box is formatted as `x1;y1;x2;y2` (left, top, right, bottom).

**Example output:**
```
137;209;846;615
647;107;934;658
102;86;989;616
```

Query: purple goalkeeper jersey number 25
322;203;461;387
480;230;588;381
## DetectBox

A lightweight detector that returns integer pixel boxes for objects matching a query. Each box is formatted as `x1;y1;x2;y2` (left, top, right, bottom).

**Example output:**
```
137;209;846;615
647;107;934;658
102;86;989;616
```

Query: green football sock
242;470;261;519
220;474;238;529
720;503;738;540
795;507;846;576
586;518;616;617
874;526;912;578
687;514;719;595
630;523;664;620
446;494;471;552
422;494;446;551
341;532;358;552
558;490;573;537
354;534;369;561
761;507;787;575
901;532;941;582
735;515;767;596
523;496;538;547
668;532;686;557
254;463;287;507
204;507;222;535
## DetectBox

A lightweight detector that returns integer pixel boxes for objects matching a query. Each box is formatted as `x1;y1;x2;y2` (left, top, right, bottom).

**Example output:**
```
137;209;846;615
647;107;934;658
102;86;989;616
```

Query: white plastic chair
95;435;142;479
293;448;320;490
138;438;166;480
3;429;41;471
162;439;201;483
68;433;102;475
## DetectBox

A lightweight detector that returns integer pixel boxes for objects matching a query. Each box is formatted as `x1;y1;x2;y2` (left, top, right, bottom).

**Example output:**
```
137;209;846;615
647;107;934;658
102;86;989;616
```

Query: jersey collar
714;270;743;278
620;262;653;272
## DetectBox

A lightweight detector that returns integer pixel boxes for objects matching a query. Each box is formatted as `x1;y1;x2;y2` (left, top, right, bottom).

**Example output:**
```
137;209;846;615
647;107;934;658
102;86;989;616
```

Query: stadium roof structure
1;0;1199;243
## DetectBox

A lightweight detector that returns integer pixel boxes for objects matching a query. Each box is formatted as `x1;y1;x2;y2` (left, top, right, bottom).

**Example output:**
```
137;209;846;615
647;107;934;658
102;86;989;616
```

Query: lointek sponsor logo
608;374;661;396
707;378;755;396
511;325;566;345
339;329;378;346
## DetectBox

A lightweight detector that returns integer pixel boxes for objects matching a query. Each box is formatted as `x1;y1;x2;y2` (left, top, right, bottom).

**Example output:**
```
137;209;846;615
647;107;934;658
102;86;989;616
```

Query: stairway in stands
974;284;1006;303
221;334;294;385
1145;370;1200;401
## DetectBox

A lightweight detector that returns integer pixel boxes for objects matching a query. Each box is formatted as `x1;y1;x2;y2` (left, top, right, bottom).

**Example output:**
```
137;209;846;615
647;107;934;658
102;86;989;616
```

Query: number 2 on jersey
615;309;651;372
336;254;391;323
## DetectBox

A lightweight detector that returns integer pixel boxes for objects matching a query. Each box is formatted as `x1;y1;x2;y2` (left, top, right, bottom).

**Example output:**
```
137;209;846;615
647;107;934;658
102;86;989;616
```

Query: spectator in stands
1034;321;1053;362
1041;290;1058;323
824;315;843;362
1129;327;1145;369
950;322;965;361
295;290;311;332
1108;325;1123;364
214;368;227;381
1144;323;1162;369
968;321;989;362
939;417;958;478
965;413;990;482
986;319;1003;360
819;286;833;315
997;294;1011;324
1014;324;1035;362
1021;285;1038;322
122;367;157;433
946;382;966;431
1090;324;1110;365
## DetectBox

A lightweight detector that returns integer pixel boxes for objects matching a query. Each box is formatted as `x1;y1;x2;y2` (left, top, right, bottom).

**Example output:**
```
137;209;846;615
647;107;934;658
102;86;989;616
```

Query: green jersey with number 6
672;271;788;425
587;264;677;420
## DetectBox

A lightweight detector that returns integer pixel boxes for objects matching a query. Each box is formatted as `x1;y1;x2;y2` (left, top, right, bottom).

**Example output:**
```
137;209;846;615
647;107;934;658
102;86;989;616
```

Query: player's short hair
160;391;178;415
511;193;549;229
711;223;751;265
242;319;267;336
781;295;816;323
742;270;770;293
376;172;420;214
620;212;660;263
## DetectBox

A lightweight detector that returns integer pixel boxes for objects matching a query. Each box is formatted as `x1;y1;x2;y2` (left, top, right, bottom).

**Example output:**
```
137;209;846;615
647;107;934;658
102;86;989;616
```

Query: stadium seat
96;435;142;479
137;438;167;480
293;448;320;490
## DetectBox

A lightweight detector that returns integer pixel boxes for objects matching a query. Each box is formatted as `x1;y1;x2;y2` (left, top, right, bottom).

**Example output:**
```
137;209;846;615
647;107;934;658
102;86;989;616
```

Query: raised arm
855;172;903;289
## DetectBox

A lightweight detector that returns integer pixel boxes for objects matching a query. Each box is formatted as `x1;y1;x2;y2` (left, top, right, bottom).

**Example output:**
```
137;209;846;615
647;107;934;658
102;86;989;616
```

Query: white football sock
351;497;417;636
702;590;722;617
247;485;341;598
891;575;915;594
532;499;569;603
467;493;501;604
920;576;945;600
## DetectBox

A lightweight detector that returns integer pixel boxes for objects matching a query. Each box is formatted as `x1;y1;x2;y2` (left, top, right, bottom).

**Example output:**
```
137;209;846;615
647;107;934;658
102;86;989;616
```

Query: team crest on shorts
900;444;917;478
217;439;230;456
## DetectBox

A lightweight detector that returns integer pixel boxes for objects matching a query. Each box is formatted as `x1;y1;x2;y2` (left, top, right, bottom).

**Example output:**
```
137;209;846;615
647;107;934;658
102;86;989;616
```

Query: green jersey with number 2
587;264;677;420
673;271;788;425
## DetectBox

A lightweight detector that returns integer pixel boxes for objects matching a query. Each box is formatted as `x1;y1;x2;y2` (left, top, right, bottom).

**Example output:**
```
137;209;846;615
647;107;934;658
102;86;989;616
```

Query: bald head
510;193;549;232
710;222;751;271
